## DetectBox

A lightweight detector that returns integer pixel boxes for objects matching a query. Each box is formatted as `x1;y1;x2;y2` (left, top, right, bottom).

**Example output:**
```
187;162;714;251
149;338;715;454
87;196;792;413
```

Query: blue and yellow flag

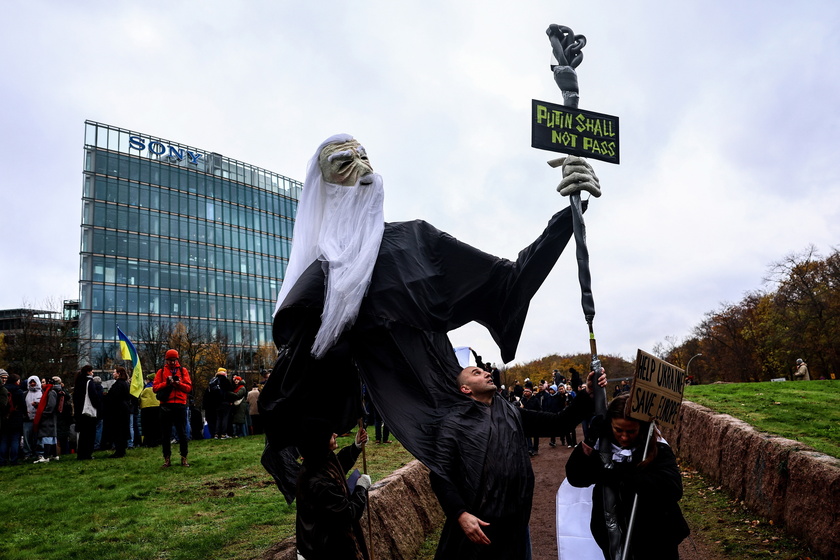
117;326;144;398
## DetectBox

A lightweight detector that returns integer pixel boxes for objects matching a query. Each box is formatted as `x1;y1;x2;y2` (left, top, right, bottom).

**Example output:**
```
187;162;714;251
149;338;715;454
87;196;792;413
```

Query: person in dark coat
521;386;543;456
1;373;26;466
103;366;131;458
565;393;689;560
295;421;371;560
73;365;103;460
208;368;233;439
429;366;605;559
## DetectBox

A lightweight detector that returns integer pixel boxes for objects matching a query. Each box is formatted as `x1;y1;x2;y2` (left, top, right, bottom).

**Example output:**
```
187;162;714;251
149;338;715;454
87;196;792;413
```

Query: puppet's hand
548;155;601;197
357;474;372;490
355;428;368;448
458;512;491;545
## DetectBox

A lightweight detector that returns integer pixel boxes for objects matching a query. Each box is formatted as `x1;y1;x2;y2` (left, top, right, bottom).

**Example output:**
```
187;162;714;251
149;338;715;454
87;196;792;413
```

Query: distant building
0;303;77;378
78;121;299;367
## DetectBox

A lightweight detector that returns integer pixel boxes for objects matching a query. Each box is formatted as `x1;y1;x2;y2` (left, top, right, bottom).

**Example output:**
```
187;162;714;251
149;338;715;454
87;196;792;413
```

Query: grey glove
357;474;372;491
548;155;601;197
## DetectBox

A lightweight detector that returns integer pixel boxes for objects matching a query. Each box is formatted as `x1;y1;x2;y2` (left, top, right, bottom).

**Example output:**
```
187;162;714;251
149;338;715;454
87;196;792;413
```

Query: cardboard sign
627;350;686;428
531;99;620;164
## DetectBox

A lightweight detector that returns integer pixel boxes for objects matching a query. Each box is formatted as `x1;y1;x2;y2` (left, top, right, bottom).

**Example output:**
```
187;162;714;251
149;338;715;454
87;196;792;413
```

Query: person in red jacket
153;349;193;467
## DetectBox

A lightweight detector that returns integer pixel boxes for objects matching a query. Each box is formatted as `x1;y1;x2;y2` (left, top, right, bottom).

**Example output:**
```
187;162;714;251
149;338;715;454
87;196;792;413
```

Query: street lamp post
686;353;703;384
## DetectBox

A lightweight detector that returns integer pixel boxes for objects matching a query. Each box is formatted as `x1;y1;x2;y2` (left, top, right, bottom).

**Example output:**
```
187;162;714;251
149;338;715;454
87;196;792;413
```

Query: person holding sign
565;393;689;560
295;422;371;560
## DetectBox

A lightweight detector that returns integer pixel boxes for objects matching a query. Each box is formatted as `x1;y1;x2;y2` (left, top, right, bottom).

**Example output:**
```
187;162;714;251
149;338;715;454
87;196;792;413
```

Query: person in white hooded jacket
22;376;43;461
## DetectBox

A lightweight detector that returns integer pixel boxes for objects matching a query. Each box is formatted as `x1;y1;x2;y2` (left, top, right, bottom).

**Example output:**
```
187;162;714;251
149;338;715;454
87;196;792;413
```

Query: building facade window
79;121;299;369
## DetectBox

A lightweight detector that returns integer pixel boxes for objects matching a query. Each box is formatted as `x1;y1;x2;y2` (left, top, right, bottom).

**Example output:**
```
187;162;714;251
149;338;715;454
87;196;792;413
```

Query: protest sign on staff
627;350;687;428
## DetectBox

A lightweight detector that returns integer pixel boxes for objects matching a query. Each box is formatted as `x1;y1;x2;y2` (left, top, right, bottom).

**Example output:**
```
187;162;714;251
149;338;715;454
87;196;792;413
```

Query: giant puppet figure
258;134;601;538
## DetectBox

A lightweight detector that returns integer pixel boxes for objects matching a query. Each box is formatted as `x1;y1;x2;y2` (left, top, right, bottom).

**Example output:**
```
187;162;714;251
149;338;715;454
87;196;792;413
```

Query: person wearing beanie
230;375;248;438
794;358;810;381
207;367;233;439
153;349;193;467
295;421;371;560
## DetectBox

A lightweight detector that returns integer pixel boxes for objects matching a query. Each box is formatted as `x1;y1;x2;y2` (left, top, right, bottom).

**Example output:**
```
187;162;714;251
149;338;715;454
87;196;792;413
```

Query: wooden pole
358;418;374;560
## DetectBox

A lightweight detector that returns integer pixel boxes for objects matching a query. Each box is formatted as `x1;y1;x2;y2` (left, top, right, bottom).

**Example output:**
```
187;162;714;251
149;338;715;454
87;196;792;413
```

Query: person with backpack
153;349;193;467
32;378;58;463
1;372;26;466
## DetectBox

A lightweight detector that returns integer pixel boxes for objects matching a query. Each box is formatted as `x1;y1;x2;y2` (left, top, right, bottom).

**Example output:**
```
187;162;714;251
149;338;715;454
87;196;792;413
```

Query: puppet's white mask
318;140;374;186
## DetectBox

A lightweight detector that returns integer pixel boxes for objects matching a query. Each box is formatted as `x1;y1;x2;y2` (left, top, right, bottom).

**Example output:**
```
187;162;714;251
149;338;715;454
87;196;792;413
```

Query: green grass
684;380;840;458
0;428;414;560
4;383;837;560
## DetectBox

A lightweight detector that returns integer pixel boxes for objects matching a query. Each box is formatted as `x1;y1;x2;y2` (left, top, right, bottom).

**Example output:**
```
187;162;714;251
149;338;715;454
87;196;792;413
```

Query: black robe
429;393;593;559
260;204;583;501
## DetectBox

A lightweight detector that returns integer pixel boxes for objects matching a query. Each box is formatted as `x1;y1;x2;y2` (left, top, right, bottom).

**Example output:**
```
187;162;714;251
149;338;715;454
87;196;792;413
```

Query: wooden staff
358;417;374;560
548;24;623;559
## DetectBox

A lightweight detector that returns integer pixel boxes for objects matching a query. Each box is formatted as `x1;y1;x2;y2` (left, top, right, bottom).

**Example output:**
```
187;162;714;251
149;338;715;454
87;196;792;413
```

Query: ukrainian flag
117;326;144;398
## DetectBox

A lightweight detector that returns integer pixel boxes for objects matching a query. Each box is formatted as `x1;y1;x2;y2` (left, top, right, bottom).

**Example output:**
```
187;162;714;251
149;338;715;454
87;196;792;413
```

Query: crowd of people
0;353;267;467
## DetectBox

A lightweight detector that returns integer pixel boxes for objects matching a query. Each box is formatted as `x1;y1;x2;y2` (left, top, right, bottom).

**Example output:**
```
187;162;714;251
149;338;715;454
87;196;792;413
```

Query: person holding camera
153;349;193;467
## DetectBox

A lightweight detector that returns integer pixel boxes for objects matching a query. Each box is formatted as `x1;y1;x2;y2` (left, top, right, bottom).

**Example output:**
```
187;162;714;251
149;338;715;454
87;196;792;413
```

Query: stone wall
661;401;840;560
261;460;444;560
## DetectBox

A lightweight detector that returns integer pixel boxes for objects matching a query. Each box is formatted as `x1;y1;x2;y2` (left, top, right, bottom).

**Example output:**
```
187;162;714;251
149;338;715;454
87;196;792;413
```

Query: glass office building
79;121;300;365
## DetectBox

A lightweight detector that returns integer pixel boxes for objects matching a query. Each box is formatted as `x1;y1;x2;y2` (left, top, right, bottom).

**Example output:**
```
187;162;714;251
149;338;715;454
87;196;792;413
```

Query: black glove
584;415;607;448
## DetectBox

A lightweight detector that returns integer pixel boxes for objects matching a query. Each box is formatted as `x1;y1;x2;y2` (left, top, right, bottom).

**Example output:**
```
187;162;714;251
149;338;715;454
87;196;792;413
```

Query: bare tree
136;320;174;376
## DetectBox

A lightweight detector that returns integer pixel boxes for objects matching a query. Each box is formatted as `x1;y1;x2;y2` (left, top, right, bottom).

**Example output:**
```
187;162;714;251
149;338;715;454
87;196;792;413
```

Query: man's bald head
457;366;496;404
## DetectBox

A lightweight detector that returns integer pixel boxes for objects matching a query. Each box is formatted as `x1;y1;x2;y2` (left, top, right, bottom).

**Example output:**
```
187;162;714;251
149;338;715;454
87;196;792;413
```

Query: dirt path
528;427;724;560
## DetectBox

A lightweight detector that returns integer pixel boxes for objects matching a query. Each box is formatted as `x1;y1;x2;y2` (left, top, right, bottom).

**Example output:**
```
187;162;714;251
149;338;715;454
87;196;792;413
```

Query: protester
208;368;232;439
0;371;7;434
794;358;810;381
230;375;248;437
295;423;371;560
430;366;606;559
31;377;60;463
1;373;26;466
52;376;73;457
103;366;131;458
139;374;161;447
153;349;193;467
247;383;261;435
92;376;105;451
565;393;689;559
22;376;44;461
73;365;102;460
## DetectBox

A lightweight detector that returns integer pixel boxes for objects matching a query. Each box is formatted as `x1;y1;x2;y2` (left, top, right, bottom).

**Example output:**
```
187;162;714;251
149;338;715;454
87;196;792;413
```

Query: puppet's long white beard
312;174;384;358
273;134;385;359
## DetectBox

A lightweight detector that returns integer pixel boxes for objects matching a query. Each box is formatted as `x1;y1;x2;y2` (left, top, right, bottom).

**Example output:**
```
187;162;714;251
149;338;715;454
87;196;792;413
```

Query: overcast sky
2;1;838;367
